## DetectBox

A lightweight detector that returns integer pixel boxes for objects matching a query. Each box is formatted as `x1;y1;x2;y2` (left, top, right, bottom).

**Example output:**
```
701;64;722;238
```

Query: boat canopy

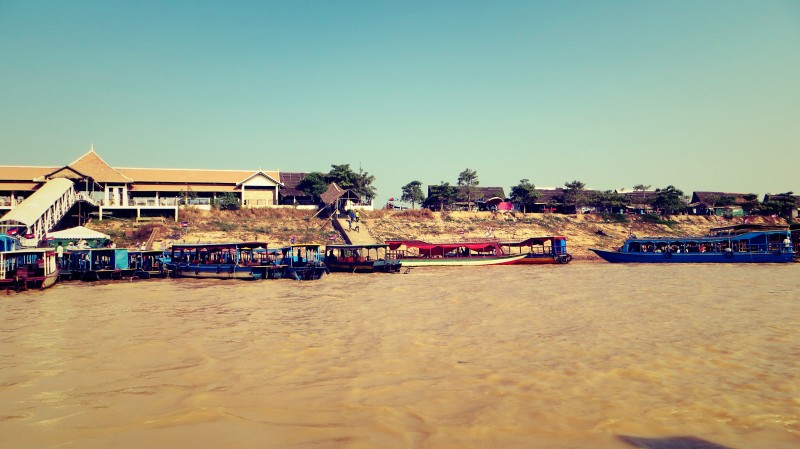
171;242;268;251
386;240;501;253
499;236;565;247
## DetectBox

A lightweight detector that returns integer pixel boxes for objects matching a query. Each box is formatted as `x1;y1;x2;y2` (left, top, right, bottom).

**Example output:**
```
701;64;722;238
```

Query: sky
1;1;798;205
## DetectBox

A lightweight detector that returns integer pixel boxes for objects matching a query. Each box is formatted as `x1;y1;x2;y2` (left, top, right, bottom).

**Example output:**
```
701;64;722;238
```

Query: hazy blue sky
1;1;798;205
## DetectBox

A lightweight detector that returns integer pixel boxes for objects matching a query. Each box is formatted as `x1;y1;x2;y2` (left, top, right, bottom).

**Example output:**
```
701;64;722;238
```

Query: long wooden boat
590;227;794;263
385;239;527;267
127;250;168;279
279;244;328;280
1;248;59;291
167;242;280;280
324;244;402;273
60;248;130;281
499;236;573;264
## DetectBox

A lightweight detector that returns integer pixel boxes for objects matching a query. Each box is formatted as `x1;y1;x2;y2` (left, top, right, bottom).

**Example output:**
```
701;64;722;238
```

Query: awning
47;226;110;241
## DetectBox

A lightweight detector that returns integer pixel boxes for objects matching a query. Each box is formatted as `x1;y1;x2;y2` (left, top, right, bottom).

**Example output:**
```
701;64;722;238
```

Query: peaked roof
279;172;310;197
690;191;750;206
320;182;346;205
236;171;283;187
65;150;133;183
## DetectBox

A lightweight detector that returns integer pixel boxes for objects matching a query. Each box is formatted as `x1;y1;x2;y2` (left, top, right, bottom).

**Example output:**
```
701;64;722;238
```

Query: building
0;148;307;219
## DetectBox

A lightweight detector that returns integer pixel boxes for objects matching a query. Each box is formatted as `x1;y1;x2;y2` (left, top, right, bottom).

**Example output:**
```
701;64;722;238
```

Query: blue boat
280;244;328;280
167;242;280;280
590;226;794;263
61;248;131;281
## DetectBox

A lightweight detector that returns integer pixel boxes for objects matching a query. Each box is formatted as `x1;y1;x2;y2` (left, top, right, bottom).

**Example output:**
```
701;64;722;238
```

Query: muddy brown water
1;263;798;449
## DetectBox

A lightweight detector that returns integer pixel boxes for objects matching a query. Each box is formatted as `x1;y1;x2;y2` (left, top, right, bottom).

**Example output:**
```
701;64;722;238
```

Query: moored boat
280;244;328;280
385;239;527;267
167;242;278;280
60;248;130;281
499;236;573;264
324;244;402;273
128;249;168;279
590;226;794;263
1;248;59;291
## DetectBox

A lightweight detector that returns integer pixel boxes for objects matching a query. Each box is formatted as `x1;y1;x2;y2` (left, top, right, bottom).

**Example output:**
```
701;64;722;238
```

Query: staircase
0;179;76;246
333;217;378;245
144;227;161;250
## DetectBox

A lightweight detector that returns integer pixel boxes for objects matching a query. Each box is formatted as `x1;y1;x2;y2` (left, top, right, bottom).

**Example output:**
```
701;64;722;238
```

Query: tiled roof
279;172;310;197
0;166;56;181
68;150;133;183
320;183;345;205
117;167;280;184
456;186;505;202
690;191;750;206
763;193;800;206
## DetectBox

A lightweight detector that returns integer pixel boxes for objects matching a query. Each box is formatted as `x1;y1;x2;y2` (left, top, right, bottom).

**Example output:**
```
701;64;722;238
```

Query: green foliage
509;178;541;213
216;193;241;211
651;185;686;215
324;164;377;202
563;180;587;210
401;180;426;209
297;172;328;199
589;190;630;210
457;168;479;210
598;212;629;223
425;181;457;210
640;213;676;226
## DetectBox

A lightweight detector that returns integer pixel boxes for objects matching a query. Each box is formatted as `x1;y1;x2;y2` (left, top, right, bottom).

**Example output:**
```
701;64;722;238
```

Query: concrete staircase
333;217;378;245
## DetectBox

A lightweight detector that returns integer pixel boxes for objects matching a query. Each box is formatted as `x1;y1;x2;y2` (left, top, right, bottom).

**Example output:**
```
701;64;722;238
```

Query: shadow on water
618;435;737;449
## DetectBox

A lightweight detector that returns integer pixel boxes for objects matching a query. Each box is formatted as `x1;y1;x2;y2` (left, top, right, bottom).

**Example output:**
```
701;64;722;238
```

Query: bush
598;212;629;223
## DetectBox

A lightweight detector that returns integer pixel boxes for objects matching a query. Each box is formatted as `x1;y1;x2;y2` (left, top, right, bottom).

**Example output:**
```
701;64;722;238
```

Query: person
348;210;355;222
347;218;352;231
355;210;360;223
56;242;64;268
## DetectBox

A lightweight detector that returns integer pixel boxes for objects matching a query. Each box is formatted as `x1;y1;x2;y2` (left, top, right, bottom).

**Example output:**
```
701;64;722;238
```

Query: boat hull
591;248;794;263
511;254;573;265
168;264;261;280
398;253;527;267
326;259;402;273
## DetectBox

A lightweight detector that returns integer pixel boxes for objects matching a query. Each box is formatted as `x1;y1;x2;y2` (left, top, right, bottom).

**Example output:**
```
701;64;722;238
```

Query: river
1;263;798;449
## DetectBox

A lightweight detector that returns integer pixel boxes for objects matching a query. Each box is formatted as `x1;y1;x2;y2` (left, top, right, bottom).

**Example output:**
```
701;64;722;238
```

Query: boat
324;244;402;273
499;236;573;264
61;248;130;281
279;244;328;280
590;226;794;263
384;239;528;267
0;248;59;291
127;249;168;279
167;242;279;280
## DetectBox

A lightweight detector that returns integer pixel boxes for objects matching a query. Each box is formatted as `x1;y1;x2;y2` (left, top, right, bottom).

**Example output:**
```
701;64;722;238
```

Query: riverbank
88;209;791;260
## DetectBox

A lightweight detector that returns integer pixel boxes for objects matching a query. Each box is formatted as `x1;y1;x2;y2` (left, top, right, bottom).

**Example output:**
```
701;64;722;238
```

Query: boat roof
171;242;269;250
1;248;53;255
325;244;389;250
709;224;788;235
627;230;788;243
385;239;500;252
499;236;565;246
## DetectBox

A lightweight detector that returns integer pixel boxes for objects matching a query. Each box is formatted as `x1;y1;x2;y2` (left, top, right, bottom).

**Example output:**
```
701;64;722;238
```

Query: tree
509;179;541;213
742;193;760;214
180;186;197;206
651;185;687;215
325;164;358;190
297;172;328;200
426;181;457;211
632;184;651;207
563;180;587;213
457;168;479;211
352;167;377;202
401;181;426;209
216;192;241;210
325;164;377;203
589;190;630;213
